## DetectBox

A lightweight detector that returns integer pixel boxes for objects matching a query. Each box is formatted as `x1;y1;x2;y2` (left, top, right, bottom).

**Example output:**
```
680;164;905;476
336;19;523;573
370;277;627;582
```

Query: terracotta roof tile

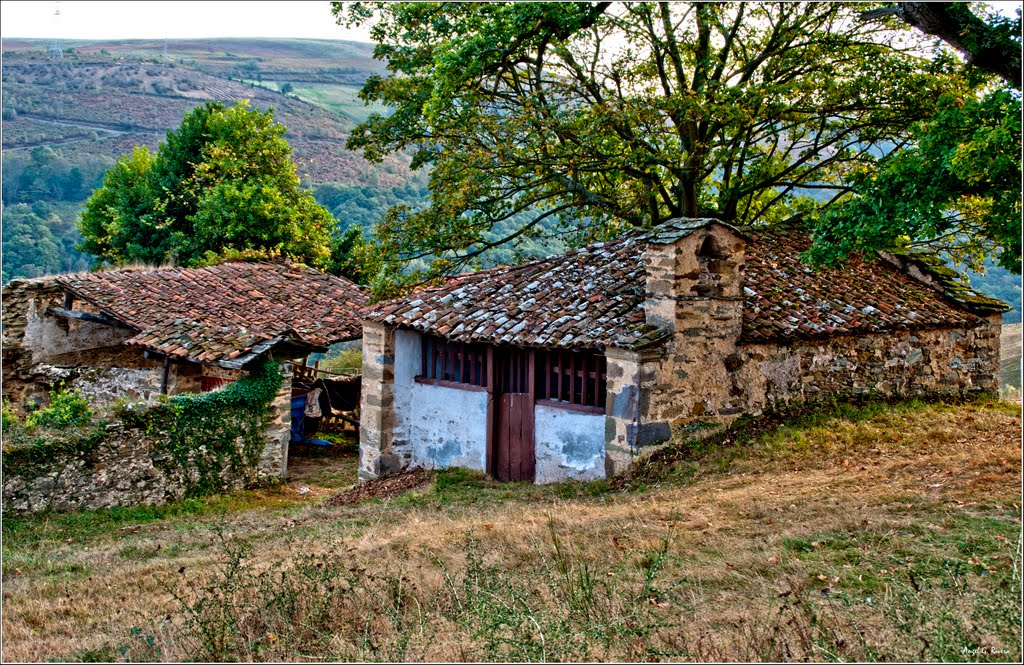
365;224;996;349
57;262;367;366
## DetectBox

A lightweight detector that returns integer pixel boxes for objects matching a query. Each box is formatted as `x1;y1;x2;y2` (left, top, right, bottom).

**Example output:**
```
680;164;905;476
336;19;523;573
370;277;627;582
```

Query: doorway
492;347;535;482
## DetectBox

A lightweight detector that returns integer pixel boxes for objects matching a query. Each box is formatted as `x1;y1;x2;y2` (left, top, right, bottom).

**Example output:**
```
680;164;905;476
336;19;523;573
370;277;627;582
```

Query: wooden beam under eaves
46;306;136;330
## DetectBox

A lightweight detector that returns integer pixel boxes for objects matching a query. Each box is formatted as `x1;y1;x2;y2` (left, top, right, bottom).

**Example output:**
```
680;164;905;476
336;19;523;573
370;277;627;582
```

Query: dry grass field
2;398;1020;662
1001;323;1022;396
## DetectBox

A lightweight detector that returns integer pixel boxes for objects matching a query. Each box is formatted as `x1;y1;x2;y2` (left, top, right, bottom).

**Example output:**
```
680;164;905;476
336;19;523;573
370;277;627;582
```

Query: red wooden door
493;347;535;482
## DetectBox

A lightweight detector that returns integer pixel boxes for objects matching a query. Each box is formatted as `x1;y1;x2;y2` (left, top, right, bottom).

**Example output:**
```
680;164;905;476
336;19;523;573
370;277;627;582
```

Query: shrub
1;399;21;433
24;384;92;430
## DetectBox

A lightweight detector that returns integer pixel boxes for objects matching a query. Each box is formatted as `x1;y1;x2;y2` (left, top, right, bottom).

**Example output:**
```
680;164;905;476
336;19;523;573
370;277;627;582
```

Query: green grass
285;83;387;123
0;489;297;550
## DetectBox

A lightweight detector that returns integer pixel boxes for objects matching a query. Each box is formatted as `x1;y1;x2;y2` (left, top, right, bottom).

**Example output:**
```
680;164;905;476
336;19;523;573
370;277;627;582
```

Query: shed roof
56;261;368;367
364;221;1004;350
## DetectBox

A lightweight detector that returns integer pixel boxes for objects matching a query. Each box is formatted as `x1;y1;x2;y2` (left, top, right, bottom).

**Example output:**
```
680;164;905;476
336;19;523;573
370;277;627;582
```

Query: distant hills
1;37;429;282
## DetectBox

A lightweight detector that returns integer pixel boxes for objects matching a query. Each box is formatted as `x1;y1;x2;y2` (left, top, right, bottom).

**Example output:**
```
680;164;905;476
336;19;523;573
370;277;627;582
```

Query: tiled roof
740;228;983;341
57;262;367;366
366;222;997;349
365;235;665;351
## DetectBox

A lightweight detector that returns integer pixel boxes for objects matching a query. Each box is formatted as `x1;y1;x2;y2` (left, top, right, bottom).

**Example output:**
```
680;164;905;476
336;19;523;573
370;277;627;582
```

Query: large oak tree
336;1;969;289
811;3;1021;274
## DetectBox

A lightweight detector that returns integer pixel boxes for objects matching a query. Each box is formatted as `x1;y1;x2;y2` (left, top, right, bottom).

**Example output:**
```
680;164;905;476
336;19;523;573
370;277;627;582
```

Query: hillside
1;398;1019;661
1;38;428;281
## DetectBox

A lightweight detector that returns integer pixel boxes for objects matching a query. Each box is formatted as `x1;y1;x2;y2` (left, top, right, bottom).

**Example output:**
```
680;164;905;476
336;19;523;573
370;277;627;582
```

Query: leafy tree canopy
811;3;1021;274
335;1;968;288
809;87;1021;273
78;101;335;268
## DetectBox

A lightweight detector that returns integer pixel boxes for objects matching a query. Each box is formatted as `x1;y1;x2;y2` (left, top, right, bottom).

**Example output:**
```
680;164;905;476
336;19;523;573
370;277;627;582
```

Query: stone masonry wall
637;223;748;439
637;317;1001;440
3;364;293;514
2;420;279;515
735;317;1002;413
359;321;400;480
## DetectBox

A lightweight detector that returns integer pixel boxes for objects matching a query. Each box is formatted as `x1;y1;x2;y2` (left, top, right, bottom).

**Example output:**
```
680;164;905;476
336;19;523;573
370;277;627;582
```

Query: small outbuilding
358;219;1007;483
1;260;368;478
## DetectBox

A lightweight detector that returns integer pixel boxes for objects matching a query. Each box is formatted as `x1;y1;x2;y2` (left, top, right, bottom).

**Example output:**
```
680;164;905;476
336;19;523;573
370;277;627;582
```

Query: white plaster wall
534;404;606;484
23;304;135;365
409;383;488;472
393;329;421;456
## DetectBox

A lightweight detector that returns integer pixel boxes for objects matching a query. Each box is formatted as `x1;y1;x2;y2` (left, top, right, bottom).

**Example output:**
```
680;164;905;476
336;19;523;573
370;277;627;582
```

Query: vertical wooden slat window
535;348;606;410
419;335;488;388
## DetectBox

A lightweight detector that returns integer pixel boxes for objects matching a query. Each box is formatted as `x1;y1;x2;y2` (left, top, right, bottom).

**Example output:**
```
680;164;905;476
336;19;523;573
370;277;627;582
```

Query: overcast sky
0;1;372;41
1;1;1020;42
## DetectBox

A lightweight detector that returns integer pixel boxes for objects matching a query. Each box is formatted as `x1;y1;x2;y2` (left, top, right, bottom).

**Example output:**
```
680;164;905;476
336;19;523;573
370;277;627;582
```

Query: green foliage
336;1;965;287
314;344;363;375
1;201;93;283
78;101;335;269
967;260;1022;323
1;145;111;206
119;359;283;495
810;89;1022;274
1;399;21;434
2;425;108;479
24;384;93;430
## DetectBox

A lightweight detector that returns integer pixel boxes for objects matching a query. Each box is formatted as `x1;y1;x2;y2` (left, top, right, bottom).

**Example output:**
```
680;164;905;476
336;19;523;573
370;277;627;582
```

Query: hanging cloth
304;387;323;418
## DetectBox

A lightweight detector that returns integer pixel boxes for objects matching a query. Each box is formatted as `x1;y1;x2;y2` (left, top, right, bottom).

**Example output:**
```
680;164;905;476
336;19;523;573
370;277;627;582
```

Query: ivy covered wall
2;359;291;514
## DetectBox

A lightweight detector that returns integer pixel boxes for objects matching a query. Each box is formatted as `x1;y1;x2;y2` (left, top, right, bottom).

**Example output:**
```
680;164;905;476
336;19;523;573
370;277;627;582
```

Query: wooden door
492;347;535;482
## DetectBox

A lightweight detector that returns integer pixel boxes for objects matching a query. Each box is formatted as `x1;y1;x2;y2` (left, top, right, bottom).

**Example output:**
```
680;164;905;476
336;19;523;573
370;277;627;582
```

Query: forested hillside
1;38;431;281
0;37;1017;320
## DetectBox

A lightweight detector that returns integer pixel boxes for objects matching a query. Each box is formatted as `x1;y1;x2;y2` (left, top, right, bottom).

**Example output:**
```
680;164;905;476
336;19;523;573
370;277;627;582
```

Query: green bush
24;385;92;430
1;399;21;433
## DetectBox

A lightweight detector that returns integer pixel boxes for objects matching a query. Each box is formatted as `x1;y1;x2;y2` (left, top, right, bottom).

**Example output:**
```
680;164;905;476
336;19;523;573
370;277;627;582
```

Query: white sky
0;1;1020;42
0;1;372;41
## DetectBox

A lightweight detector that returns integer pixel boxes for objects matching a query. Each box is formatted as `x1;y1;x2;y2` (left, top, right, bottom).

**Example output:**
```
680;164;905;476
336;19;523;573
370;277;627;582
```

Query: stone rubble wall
736;317;1002;412
2;423;273;514
2;366;293;514
638;317;1001;438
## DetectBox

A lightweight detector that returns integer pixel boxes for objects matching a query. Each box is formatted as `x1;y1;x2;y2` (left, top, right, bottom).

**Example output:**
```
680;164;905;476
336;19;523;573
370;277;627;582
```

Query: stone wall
258;362;294;479
2;362;293;514
2;420;277;514
635;317;1001;443
736;318;1002;413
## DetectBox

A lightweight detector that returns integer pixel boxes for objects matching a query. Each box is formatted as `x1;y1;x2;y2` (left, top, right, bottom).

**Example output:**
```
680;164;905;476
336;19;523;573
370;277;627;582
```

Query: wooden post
485;345;495;476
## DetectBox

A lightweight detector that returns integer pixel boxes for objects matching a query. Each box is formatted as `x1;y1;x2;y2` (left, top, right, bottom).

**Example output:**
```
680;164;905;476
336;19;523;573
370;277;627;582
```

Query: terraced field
0;39;397;186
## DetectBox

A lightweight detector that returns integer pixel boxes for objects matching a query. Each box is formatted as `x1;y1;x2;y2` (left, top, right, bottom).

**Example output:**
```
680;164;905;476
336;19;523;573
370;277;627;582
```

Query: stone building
2;261;367;479
358;218;1007;484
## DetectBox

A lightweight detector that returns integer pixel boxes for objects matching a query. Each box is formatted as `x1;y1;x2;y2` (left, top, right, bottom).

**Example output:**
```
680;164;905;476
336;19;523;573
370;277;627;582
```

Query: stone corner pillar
604;347;642;477
604;346;673;477
259;361;293;481
359;321;400;481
